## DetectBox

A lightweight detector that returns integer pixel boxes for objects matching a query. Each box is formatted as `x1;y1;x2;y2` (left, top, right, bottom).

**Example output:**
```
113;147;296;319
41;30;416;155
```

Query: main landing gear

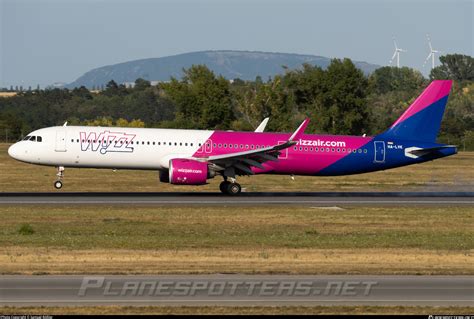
219;178;242;195
54;166;65;189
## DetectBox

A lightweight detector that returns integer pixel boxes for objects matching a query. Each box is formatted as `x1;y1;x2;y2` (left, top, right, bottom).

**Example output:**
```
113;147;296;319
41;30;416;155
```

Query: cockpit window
23;136;31;141
30;136;36;142
37;136;42;142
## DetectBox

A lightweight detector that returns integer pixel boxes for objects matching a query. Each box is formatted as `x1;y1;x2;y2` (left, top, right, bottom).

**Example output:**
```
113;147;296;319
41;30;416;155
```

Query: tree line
0;53;473;150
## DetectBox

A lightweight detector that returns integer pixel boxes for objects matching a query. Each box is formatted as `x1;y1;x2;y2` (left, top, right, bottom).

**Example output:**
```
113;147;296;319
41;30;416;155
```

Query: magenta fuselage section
169;158;208;184
193;132;372;176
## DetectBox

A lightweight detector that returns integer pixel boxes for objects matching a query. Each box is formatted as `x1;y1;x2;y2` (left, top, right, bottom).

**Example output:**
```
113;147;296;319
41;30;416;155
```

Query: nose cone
8;143;18;159
8;143;24;161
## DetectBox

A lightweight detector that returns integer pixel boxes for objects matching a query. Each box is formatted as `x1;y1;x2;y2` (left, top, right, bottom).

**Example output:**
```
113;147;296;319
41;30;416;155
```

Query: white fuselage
8;126;213;170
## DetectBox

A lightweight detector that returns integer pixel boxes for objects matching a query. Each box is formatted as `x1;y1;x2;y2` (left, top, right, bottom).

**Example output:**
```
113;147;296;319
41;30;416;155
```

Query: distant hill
66;50;380;89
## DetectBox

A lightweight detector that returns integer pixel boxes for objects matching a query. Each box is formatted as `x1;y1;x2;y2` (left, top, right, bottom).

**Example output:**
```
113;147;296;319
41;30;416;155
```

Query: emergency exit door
55;131;67;152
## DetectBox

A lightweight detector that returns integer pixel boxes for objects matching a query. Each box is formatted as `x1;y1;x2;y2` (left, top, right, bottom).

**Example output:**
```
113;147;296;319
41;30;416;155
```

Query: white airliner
7;81;457;195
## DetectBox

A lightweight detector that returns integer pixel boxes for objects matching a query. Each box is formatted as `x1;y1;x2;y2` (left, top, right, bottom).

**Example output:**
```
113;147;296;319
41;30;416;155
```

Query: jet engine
168;158;212;185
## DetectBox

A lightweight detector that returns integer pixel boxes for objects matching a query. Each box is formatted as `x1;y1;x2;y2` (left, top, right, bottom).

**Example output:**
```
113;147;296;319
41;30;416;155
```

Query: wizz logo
80;131;136;155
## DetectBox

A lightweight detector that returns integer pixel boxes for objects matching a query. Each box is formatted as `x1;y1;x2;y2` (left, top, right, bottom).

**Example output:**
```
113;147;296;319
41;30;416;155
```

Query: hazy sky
1;0;472;87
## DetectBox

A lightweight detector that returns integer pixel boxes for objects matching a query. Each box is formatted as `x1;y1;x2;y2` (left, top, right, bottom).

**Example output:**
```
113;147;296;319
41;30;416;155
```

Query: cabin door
55;130;67;152
374;141;385;163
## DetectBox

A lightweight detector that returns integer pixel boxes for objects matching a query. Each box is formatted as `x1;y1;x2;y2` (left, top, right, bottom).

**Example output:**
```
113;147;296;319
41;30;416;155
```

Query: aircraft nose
8;143;22;160
8;143;18;158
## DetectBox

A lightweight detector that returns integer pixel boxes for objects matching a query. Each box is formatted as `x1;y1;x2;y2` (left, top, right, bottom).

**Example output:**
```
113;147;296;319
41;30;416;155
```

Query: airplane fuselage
8;125;456;176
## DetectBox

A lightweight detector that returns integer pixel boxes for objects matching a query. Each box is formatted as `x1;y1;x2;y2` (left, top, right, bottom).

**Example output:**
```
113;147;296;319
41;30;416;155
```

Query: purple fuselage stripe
192;132;372;175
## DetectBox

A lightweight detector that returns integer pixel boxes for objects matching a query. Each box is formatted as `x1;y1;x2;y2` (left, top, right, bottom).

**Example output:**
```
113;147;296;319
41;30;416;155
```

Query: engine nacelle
169;158;209;185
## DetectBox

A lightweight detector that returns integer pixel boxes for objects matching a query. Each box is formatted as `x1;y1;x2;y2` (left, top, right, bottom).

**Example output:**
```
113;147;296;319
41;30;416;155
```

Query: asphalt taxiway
0;192;472;206
1;275;472;306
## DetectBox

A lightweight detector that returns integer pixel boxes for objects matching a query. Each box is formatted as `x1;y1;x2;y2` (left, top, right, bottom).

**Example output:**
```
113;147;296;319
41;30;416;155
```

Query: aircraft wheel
226;182;241;195
54;180;63;189
219;181;230;194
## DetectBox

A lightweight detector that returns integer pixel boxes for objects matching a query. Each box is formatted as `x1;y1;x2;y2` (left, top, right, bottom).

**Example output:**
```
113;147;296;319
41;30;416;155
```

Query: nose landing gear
54;180;63;189
54;166;65;189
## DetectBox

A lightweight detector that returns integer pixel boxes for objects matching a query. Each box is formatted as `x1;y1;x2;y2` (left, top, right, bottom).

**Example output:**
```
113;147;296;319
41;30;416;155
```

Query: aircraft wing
205;118;309;177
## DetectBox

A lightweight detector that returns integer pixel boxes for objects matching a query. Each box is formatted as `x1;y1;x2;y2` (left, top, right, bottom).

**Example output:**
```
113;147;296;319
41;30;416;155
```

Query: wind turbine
389;37;407;68
423;34;441;69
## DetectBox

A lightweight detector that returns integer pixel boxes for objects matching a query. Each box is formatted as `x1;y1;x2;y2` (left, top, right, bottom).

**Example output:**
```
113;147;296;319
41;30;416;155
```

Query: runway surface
0;192;473;206
1;275;472;306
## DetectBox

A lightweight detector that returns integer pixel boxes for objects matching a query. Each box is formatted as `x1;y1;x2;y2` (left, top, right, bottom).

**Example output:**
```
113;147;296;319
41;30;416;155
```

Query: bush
463;130;474;151
18;223;35;235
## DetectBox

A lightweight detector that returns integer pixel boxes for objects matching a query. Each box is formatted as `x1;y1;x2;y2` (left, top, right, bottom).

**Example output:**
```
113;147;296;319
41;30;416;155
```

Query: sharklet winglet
289;118;310;142
254;118;269;132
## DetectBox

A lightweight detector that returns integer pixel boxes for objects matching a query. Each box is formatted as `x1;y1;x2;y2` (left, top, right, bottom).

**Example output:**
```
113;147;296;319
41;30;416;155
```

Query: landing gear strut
54;166;65;189
219;179;241;195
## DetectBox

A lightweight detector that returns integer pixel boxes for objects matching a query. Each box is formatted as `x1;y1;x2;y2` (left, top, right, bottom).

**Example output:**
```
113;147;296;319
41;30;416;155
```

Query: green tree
438;82;474;146
282;63;326;132
318;58;369;135
0;112;25;141
115;118;130;127
161;65;234;129
134;78;151;90
85;116;114;126
430;54;474;82
72;86;93;100
103;80;128;97
129;119;145;127
369;66;426;95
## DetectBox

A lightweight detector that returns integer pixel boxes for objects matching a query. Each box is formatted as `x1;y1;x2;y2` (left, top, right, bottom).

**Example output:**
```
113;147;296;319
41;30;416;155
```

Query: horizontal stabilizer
405;145;456;158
